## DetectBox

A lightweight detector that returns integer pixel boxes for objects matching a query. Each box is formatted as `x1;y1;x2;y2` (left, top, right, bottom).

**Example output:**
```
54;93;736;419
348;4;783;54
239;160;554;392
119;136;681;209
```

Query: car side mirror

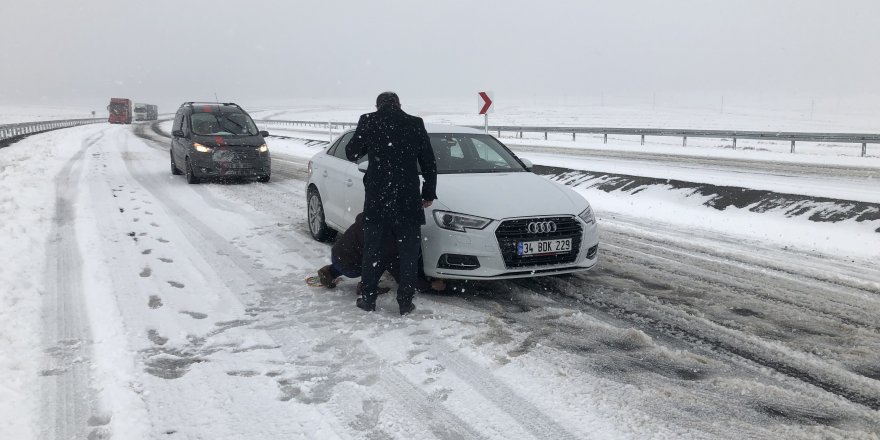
259;130;270;137
357;161;369;173
172;129;185;138
520;158;534;170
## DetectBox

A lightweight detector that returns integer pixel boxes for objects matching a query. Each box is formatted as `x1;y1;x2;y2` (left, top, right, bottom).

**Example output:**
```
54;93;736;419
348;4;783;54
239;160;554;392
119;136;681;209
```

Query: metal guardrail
255;118;877;157
469;125;878;157
257;119;357;130
0;118;105;142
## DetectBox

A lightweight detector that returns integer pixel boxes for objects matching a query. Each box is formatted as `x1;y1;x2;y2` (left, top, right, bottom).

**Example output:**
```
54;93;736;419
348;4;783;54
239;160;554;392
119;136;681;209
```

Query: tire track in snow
425;340;582;440
533;249;880;412
603;213;880;296
40;128;110;440
599;237;880;332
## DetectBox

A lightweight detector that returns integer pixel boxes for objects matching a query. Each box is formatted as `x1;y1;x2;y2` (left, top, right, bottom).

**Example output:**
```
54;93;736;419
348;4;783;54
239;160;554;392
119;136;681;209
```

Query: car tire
185;157;200;184
257;174;270;183
307;188;335;242
171;151;183;175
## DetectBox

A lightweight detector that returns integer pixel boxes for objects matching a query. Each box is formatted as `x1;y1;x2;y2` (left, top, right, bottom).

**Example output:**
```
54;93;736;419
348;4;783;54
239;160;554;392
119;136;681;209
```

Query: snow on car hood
435;172;589;220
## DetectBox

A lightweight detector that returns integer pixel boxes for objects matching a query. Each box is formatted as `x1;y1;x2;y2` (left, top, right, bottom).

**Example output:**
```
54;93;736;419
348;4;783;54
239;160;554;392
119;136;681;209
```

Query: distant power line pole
653;92;656;111
721;95;724;114
810;99;815;120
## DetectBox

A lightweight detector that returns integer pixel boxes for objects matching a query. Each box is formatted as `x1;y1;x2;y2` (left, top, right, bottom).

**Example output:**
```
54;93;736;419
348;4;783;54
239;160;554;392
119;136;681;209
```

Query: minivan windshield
191;111;259;136
429;134;527;174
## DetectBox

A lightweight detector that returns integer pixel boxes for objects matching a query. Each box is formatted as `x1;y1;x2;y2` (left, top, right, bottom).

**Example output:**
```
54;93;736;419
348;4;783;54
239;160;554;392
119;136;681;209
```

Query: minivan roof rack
181;102;242;108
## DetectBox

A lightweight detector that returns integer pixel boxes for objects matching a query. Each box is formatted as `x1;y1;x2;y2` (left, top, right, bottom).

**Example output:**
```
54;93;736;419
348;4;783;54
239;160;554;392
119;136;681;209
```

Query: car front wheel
307;188;335;242
171;151;182;175
185;157;200;184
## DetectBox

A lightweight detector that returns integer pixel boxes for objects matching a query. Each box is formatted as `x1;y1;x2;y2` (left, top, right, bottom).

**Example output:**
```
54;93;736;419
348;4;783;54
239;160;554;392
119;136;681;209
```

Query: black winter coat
346;106;437;225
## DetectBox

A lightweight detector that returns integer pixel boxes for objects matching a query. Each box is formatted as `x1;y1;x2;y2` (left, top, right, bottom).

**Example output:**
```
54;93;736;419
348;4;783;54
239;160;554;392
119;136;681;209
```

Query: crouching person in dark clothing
317;212;445;294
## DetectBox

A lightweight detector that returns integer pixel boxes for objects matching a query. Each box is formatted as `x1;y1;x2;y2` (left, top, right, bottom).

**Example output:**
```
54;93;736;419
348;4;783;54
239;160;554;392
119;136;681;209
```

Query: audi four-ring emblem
527;221;557;234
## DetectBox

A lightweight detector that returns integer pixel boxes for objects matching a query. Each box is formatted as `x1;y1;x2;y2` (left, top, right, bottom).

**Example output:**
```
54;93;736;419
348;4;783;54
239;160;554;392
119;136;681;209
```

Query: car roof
180;102;246;114
424;123;484;134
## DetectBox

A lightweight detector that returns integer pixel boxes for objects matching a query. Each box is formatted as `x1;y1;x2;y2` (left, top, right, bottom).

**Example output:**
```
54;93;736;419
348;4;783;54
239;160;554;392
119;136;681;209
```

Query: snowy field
248;95;880;132
0;105;100;125
2;110;880;439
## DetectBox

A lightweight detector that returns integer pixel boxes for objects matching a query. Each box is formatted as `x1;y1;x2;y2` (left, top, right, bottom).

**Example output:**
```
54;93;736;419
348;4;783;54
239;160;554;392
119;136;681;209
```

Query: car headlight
433;210;492;232
257;144;268;153
193;142;213;153
578;204;595;224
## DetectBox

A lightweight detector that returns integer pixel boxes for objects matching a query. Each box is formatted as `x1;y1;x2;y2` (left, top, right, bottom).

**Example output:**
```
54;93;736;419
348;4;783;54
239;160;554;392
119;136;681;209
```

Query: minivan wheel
171;151;183;175
307;189;335;242
185;157;200;184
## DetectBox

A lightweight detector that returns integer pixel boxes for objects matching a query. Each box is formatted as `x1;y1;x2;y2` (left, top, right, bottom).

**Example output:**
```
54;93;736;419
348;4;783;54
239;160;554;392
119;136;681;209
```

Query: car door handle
345;178;353;187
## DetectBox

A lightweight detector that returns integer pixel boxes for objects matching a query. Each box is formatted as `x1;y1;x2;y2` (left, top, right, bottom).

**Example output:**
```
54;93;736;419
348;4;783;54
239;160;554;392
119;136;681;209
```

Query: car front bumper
190;153;271;177
421;215;599;280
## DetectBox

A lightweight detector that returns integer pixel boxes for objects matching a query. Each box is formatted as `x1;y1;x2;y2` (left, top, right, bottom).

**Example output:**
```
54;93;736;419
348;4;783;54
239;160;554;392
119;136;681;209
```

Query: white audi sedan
306;124;599;280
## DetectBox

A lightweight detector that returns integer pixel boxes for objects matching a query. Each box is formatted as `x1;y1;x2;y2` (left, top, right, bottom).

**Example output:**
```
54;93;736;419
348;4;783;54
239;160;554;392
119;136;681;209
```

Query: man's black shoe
356;297;376;312
399;301;416;316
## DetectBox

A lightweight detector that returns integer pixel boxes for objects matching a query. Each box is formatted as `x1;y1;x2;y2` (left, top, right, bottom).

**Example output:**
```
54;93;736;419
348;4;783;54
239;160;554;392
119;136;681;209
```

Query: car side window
172;113;183;133
450;141;464;158
471;138;507;165
326;138;341;156
333;133;355;161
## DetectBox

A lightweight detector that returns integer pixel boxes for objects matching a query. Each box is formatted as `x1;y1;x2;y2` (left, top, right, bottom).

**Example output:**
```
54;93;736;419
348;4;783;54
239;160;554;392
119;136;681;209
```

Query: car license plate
517;238;572;256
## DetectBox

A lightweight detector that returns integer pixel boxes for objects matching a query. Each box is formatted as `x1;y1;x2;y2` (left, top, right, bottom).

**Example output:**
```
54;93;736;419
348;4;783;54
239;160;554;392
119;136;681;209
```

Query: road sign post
478;91;493;133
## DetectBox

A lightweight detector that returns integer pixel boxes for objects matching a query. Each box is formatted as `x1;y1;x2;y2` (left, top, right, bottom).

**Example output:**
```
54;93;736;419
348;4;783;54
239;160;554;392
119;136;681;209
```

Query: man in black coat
345;91;437;315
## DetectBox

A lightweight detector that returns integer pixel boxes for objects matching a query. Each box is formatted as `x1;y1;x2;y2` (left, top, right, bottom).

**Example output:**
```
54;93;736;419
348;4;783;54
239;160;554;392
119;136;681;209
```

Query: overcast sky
2;0;879;110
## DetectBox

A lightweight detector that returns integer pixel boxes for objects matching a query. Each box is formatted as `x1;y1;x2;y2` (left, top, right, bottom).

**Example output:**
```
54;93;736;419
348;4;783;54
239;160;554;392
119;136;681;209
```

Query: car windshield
429;134;526;174
108;103;127;114
191;111;259;136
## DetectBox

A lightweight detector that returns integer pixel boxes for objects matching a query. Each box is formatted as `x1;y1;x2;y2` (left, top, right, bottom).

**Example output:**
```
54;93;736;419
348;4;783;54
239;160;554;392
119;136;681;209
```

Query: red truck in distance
107;98;132;124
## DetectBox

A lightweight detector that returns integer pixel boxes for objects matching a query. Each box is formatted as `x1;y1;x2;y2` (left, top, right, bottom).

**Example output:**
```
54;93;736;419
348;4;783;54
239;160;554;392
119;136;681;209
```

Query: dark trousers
361;219;420;304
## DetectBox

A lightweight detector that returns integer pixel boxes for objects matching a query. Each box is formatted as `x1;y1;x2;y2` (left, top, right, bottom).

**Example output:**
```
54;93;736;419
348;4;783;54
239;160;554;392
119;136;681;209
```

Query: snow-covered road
2;123;879;439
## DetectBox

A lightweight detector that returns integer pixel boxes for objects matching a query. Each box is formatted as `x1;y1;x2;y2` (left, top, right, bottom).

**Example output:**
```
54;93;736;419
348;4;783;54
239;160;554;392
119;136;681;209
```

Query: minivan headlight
193;142;213;153
578;204;595;224
433;210;492;232
257;144;268;153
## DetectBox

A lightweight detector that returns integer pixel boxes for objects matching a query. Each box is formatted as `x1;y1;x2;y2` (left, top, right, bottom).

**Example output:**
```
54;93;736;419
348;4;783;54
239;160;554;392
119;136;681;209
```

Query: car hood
435;172;589;220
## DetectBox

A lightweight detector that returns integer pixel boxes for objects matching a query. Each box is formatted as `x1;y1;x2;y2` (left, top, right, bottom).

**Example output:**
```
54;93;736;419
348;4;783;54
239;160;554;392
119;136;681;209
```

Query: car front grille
495;216;583;268
230;149;256;161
